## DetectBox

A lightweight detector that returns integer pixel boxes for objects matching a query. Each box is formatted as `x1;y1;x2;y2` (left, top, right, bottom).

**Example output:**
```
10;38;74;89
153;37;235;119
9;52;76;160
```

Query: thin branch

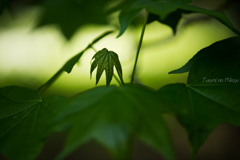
130;11;149;84
113;73;122;85
37;30;114;94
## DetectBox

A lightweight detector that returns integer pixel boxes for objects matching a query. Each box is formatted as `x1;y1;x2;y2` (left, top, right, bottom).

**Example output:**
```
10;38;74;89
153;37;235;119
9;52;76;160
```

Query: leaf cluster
1;37;240;160
0;0;240;160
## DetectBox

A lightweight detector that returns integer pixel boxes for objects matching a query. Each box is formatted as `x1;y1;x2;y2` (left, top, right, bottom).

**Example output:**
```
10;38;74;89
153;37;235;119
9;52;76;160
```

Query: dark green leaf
56;84;175;160
147;9;192;34
37;0;112;39
0;86;67;160
106;0;138;14
157;37;240;158
169;36;240;74
176;3;240;36
118;0;240;37
90;48;123;86
117;8;142;37
62;51;84;73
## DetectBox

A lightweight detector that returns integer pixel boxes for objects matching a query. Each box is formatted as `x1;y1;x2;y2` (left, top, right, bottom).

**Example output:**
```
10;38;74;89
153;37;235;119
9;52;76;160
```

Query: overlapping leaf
157;37;240;158
55;84;175;160
118;0;240;37
91;48;123;86
147;9;192;34
0;86;67;160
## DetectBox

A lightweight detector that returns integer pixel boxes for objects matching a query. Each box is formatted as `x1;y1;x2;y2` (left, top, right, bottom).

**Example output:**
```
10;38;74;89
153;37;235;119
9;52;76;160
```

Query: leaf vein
189;87;240;113
0;100;41;120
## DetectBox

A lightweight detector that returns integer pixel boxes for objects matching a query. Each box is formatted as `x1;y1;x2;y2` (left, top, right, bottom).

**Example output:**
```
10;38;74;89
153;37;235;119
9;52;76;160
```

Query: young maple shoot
90;48;124;86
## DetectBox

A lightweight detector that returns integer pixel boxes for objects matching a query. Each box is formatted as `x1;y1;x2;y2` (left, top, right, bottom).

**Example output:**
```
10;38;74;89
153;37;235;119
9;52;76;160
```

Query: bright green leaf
55;84;175;160
118;0;240;37
0;86;67;160
157;37;240;158
90;48;123;86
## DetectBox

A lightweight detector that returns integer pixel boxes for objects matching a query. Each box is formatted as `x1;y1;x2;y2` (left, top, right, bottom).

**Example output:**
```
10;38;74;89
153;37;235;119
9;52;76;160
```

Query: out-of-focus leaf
169;36;240;74
117;0;240;37
147;9;192;34
37;0;113;39
177;3;240;36
117;8;142;37
157;37;240;158
55;84;175;160
62;51;84;74
90;48;123;86
0;86;67;160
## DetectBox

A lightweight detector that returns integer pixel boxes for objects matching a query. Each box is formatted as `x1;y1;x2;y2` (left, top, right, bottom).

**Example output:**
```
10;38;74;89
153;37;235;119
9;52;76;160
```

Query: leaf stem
119;75;125;85
130;11;149;84
37;30;114;94
91;46;98;53
37;68;63;95
113;74;122;85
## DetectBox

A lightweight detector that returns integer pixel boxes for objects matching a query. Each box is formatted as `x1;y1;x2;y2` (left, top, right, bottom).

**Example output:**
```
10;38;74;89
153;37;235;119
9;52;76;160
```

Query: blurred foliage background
0;0;240;159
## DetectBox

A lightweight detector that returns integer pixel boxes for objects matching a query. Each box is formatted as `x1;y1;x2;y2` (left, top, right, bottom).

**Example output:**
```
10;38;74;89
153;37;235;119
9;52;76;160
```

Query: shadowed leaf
157;37;240;158
0;86;67;160
55;84;175;160
118;0;240;37
169;37;240;74
147;9;192;34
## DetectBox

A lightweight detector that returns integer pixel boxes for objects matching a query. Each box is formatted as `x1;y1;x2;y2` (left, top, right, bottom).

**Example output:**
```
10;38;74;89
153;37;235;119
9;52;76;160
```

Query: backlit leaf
0;86;67;160
90;48;123;86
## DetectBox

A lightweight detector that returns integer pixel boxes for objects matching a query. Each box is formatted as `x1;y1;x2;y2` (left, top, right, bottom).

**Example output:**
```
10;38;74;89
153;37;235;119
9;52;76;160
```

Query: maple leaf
90;48;123;86
0;86;67;160
158;37;240;158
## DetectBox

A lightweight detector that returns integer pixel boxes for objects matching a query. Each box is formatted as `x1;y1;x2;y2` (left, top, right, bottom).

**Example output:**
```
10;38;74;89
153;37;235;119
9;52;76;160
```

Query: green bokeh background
0;0;240;159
